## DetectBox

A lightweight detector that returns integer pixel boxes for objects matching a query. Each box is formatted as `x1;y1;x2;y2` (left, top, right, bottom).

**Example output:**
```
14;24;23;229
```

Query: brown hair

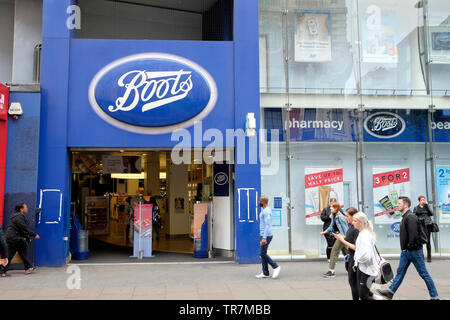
331;202;340;211
345;207;358;216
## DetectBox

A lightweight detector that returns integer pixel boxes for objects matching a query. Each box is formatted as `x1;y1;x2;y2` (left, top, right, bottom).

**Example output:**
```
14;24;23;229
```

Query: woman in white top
352;211;379;300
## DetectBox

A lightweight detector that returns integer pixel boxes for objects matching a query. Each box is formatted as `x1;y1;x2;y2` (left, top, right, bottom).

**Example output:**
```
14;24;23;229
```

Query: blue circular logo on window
89;53;218;134
364;112;405;139
391;222;401;233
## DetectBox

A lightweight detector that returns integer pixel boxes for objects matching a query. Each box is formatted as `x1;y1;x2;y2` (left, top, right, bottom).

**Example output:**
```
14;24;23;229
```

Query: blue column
233;0;261;263
36;0;75;267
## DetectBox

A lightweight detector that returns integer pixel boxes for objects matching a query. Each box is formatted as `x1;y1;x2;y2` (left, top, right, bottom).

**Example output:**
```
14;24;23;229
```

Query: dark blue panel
363;109;427;142
234;0;261;264
213;163;230;197
36;1;74;267
67;40;235;147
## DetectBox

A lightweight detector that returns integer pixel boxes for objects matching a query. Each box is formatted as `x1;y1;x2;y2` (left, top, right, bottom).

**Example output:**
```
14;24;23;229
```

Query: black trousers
356;268;375;300
347;255;359;300
425;225;432;261
325;233;336;260
0;239;33;273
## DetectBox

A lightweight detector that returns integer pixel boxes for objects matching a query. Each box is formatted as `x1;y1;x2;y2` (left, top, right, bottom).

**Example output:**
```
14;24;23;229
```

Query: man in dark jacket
0;203;40;276
377;197;439;300
0;227;8;274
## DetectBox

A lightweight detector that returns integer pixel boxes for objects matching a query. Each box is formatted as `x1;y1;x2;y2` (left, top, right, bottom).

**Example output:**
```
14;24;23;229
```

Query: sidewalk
0;259;449;300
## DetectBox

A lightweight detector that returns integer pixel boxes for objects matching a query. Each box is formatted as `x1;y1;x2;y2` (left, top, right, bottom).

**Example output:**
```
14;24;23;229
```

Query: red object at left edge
0;83;9;226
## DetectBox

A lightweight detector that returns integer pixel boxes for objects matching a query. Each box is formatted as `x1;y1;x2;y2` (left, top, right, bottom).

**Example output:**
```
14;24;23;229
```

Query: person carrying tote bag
352;211;379;300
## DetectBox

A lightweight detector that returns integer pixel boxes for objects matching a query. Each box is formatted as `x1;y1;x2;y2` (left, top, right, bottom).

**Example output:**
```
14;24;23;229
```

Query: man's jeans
260;236;278;276
389;248;439;298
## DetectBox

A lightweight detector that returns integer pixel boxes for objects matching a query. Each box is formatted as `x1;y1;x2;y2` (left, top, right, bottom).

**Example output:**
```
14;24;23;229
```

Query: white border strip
38;189;62;225
68;261;235;267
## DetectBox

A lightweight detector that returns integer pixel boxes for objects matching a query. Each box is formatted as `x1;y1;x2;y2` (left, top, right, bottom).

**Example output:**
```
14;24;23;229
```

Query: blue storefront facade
3;0;450;268
35;0;261;267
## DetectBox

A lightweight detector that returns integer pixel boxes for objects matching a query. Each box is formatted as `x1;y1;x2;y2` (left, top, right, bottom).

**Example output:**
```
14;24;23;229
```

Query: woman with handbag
413;196;434;262
352;211;379;300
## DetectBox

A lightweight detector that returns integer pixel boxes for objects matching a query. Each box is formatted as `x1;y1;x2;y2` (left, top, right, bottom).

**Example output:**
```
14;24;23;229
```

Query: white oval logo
364;112;406;139
88;53;218;134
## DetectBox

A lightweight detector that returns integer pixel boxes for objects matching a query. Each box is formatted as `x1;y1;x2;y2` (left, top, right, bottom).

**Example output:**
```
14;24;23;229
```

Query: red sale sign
305;168;343;189
0;83;8;226
0;83;8;121
373;168;410;188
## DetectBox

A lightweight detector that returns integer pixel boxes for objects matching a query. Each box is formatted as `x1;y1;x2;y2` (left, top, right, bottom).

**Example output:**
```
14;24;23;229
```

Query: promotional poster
436;166;450;224
102;155;142;174
294;10;332;62
134;203;153;237
373;167;410;224
305;168;344;225
361;6;398;63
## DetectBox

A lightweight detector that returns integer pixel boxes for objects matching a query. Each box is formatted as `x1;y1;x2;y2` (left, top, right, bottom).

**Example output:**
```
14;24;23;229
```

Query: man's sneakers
0;273;9;278
376;289;394;300
323;270;335;278
24;267;36;275
272;266;281;279
255;273;270;279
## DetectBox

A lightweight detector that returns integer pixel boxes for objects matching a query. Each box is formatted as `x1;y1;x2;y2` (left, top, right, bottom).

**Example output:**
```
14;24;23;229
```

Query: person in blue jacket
320;202;349;278
255;196;281;279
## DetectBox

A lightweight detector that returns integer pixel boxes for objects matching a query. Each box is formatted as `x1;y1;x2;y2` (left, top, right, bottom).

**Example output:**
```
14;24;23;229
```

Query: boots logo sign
88;53;217;134
364;112;405;139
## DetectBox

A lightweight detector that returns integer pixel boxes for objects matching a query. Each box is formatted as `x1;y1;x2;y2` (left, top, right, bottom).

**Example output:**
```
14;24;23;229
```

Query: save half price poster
373;167;410;224
304;168;343;225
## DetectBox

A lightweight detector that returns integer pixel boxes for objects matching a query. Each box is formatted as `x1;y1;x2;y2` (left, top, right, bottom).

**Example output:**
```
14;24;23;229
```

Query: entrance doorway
70;150;222;261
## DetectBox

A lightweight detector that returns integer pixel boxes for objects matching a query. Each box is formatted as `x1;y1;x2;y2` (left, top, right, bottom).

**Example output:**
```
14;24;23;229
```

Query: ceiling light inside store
111;173;145;179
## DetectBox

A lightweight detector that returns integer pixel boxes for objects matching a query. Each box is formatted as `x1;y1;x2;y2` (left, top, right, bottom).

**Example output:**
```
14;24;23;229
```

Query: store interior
70;150;214;260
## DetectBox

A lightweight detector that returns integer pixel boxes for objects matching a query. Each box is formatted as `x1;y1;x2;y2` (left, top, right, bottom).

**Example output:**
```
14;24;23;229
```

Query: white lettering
108;70;193;113
371;116;398;132
431;121;450;130
66;5;81;30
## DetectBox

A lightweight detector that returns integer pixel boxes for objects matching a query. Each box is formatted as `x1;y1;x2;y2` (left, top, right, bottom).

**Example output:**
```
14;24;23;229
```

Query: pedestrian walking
413;196;434;262
377;196;439;300
0;226;8;276
320;198;337;263
320;202;348;278
125;197;134;244
255;196;281;279
332;207;363;300
352;211;379;300
150;197;161;241
0;203;40;276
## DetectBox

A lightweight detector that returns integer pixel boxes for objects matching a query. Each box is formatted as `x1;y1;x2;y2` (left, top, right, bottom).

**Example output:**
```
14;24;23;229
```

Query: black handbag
431;223;440;233
374;246;394;284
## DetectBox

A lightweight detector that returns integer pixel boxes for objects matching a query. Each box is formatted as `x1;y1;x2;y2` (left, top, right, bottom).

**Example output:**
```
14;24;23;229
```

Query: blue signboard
437;166;450;224
213;163;230;197
274;197;282;209
67;40;235;147
264;108;450;143
272;209;282;227
89;53;217;134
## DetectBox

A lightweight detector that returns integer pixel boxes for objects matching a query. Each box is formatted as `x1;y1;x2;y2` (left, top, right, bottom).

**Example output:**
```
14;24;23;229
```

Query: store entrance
70;150;215;262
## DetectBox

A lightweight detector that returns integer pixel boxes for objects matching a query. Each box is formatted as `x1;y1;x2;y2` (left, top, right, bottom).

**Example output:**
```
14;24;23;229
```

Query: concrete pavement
0;259;449;300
